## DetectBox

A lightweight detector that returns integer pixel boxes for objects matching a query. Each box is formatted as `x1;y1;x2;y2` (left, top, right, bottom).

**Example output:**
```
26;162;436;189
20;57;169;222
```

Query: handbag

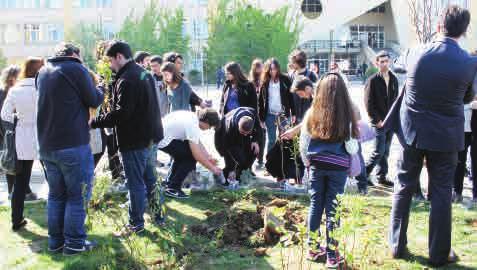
0;119;17;175
344;123;359;155
358;120;376;143
348;152;361;177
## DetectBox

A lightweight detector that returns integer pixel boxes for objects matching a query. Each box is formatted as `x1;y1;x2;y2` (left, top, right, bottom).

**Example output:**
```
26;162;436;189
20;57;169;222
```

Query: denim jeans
265;113;288;155
121;146;158;229
366;127;393;179
159;140;197;190
307;166;347;257
40;144;94;250
355;143;368;190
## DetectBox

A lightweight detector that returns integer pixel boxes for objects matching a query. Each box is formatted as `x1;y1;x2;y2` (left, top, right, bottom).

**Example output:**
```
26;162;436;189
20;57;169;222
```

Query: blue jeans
355;143;368;190
265;113;288;154
366;127;393;179
121;146;158;229
307;166;347;257
40;144;94;250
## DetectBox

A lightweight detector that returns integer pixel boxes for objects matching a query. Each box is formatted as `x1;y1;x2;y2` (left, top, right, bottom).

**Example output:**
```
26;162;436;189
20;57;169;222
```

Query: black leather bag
0;119;17;175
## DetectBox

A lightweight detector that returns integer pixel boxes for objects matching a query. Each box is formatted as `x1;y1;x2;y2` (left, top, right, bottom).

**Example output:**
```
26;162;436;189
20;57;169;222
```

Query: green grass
0;187;476;270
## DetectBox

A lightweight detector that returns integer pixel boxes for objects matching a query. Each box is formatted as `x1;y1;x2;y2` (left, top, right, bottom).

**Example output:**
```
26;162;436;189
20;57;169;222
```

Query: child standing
300;73;359;268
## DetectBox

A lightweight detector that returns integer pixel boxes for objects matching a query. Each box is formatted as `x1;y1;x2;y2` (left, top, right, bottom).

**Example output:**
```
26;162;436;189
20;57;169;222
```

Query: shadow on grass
399;252;476;270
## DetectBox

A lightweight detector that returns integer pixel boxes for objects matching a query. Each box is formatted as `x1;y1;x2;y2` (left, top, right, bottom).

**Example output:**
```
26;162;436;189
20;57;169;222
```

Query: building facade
0;0;141;63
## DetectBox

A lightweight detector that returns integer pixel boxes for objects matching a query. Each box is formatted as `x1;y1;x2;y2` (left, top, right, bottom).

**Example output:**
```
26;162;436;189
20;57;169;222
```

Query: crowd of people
0;4;475;269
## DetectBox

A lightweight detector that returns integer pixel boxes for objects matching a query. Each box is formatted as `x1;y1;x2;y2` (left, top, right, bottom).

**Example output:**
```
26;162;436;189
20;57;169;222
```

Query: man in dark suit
364;50;399;187
388;6;476;267
214;107;260;182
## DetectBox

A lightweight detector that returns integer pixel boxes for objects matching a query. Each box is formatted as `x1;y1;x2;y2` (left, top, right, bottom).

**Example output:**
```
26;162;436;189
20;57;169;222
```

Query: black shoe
48;244;64;254
63;240;97;256
429;249;458;267
377;177;393;187
12;219;27;231
165;188;189;199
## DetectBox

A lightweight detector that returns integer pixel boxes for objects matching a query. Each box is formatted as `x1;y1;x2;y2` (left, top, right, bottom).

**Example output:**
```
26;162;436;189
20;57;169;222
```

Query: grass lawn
0;184;476;270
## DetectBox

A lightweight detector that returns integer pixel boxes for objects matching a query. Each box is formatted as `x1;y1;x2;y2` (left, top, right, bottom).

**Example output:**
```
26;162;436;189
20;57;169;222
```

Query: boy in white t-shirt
158;108;222;199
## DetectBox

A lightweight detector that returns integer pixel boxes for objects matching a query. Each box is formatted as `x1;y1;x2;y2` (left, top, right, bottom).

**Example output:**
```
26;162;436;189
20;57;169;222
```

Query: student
300;73;358;269
249;59;265;168
215;107;260;183
258;58;295;154
91;40;163;237
161;62;205;112
134;51;151;69
288;49;318;124
219;62;257;117
158;108;223;199
1;57;44;231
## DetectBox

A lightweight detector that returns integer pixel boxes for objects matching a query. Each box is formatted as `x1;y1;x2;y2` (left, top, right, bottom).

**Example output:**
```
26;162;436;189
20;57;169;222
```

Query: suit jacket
364;71;399;125
219;80;257;116
396;37;477;152
258;74;295;122
214;107;259;156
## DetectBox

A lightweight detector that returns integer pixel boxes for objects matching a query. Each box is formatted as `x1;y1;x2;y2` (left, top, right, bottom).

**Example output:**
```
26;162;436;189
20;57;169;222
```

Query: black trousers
454;132;472;195
257;125;266;164
223;144;256;181
159;140;196;190
389;144;457;265
11;160;34;225
7;173;32;194
105;131;124;179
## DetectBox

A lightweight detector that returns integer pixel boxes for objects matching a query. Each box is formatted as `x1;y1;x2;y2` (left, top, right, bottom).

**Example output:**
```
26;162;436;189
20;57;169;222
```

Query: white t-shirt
157;111;201;148
268;80;282;114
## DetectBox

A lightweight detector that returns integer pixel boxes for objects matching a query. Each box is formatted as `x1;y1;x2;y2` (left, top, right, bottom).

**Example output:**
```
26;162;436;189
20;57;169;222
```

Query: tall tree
206;0;301;73
65;23;104;69
117;2;189;57
408;0;440;44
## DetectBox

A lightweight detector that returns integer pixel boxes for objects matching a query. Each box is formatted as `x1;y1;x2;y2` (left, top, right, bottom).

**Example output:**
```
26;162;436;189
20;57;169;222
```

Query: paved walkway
1;82;475;206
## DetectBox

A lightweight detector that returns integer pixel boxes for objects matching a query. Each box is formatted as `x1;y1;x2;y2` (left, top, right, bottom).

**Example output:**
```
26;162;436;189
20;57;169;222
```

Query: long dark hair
306;73;358;142
160;62;183;87
248;58;263;87
225;62;249;87
261;58;282;85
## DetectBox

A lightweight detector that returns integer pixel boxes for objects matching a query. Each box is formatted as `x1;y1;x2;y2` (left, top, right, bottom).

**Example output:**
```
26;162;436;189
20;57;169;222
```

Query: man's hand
251;142;260;155
212;166;222;176
376;120;384;129
291;116;296;125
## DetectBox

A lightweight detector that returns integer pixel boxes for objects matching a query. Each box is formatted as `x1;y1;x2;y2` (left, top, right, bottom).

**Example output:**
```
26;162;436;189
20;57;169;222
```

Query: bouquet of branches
95;40;113;113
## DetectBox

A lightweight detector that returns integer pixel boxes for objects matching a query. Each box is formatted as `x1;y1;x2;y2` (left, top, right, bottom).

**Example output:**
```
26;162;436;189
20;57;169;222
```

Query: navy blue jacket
394;37;477;152
36;57;104;152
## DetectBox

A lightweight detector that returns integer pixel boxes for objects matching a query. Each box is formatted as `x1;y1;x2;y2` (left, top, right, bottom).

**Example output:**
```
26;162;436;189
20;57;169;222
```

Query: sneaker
63;240;97;256
307;247;326;262
48;244;64;254
113;224;145;238
12;219;27;232
165;188;189;199
326;252;345;269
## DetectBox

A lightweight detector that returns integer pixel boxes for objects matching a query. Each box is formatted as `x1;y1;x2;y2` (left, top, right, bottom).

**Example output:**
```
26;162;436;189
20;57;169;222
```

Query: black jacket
91;61;163;151
219;80;257;116
214;107;260;157
258;74;295;122
364;71;399;125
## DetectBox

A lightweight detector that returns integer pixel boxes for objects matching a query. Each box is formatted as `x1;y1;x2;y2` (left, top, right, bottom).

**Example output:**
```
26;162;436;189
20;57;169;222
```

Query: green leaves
117;3;189;58
206;0;301;73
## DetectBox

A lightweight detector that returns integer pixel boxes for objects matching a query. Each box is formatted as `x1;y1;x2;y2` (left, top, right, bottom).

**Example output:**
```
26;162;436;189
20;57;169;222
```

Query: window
24;24;40;44
0;0;17;8
73;0;92;8
349;24;385;49
0;24;6;44
44;0;62;8
96;0;112;8
301;0;323;19
23;0;41;8
46;24;63;42
368;3;386;13
102;22;115;40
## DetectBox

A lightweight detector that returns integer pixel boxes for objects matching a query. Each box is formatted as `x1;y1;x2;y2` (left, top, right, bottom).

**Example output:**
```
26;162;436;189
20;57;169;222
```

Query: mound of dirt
222;209;264;245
